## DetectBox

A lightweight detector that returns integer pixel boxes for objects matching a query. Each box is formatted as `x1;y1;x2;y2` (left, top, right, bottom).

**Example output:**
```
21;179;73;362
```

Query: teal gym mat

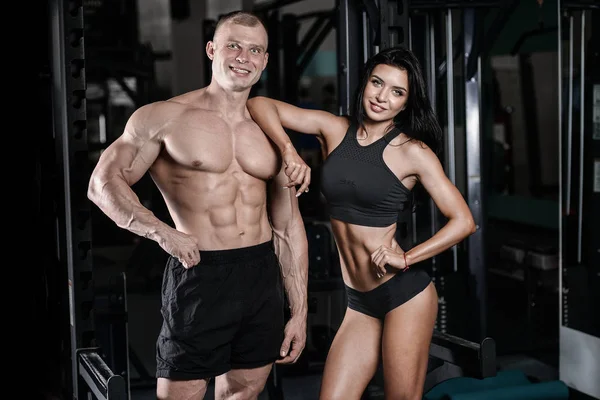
424;370;569;400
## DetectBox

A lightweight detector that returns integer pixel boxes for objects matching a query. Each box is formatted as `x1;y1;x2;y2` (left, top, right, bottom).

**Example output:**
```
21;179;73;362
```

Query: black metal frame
424;330;496;394
337;0;365;115
49;0;127;398
78;349;127;400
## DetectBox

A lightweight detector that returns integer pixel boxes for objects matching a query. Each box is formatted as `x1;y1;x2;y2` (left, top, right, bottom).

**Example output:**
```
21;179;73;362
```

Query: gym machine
558;1;599;398
49;0;128;398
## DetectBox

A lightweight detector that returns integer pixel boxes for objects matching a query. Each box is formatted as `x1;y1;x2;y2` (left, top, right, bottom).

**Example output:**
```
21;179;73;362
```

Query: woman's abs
330;219;398;292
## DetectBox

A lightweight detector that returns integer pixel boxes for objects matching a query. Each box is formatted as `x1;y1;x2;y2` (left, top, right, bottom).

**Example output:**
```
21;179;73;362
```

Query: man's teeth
231;67;249;74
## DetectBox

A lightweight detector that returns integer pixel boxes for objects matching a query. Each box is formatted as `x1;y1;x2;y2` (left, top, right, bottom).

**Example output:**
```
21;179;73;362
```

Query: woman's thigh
382;282;438;400
319;308;383;400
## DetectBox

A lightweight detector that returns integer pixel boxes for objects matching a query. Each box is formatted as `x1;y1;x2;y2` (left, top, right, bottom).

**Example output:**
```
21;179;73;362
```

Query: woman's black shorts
156;241;284;380
345;267;431;320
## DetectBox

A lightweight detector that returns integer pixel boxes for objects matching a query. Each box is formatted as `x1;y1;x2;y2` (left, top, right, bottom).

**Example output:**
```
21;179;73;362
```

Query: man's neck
204;81;250;118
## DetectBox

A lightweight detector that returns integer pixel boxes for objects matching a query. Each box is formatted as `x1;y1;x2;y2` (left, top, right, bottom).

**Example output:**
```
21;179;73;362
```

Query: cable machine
558;1;599;398
48;0;127;398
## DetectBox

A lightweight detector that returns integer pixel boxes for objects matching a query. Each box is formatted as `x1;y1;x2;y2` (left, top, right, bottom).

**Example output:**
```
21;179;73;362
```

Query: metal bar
379;0;390;49
337;0;361;115
253;0;305;13
425;13;439;271
520;55;543;196
408;3;416;246
408;10;413;49
445;9;458;273
567;15;574;214
50;1;95;396
266;10;281;99
577;10;586;263
363;10;370;64
429;330;496;379
282;13;299;103
445;10;456;185
297;14;328;55
298;19;334;75
410;0;501;8
558;0;564;330
338;0;351;114
463;7;486;341
78;349;127;400
295;10;332;21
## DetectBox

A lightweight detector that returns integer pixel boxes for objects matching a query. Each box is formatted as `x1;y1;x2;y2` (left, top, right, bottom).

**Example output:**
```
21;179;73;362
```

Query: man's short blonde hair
213;10;268;47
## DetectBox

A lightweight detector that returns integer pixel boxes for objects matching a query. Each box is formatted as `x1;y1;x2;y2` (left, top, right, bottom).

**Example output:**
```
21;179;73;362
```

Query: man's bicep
92;131;161;187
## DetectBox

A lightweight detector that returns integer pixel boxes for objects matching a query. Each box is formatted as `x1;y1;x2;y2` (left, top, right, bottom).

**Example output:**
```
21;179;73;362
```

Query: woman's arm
247;96;335;150
403;145;476;266
247;96;343;194
371;143;476;274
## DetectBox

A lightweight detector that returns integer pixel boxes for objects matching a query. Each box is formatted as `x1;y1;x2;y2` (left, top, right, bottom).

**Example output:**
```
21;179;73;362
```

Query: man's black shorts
156;241;284;380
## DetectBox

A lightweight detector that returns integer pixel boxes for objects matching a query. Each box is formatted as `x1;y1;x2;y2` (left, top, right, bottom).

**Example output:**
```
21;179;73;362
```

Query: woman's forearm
404;216;476;266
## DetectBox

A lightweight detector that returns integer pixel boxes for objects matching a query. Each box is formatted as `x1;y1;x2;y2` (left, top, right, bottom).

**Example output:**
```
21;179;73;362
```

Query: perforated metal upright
49;0;95;398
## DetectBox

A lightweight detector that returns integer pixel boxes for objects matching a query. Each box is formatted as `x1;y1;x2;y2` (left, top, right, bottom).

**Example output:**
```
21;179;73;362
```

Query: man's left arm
268;165;309;364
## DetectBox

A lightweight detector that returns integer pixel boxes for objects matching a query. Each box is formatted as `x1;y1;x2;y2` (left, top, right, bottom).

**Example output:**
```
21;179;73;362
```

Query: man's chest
162;116;280;180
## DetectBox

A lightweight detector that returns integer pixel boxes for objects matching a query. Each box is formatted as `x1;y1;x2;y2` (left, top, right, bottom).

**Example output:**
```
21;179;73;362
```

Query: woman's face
362;63;409;123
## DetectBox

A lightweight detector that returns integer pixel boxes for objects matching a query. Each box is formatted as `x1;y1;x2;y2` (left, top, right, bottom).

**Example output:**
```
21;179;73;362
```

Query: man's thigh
214;364;273;400
156;377;210;400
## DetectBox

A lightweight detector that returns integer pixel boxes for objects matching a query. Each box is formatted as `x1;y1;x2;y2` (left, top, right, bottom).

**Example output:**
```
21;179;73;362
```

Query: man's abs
150;161;276;250
147;106;281;250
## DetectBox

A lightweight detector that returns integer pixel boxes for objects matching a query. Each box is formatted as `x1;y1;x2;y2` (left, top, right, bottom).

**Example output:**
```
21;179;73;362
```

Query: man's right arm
87;103;200;268
88;104;165;235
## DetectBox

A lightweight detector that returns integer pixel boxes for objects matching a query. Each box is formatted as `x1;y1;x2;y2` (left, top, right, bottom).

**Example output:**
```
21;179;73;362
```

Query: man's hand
276;315;307;364
282;145;311;196
156;228;201;269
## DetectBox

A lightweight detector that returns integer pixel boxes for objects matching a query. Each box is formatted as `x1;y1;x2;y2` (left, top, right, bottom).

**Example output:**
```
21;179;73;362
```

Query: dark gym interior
34;1;599;399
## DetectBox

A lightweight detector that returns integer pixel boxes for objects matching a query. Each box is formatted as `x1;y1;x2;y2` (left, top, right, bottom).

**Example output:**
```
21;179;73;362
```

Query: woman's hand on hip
370;238;405;278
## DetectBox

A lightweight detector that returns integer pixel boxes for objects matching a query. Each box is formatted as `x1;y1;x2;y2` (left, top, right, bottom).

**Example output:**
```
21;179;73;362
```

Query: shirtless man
87;11;309;400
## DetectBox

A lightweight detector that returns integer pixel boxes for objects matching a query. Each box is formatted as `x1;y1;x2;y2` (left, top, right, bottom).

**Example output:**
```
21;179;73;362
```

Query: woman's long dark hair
351;46;443;155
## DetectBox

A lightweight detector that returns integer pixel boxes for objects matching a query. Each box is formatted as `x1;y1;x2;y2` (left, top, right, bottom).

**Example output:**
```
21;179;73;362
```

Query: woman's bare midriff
330;218;399;292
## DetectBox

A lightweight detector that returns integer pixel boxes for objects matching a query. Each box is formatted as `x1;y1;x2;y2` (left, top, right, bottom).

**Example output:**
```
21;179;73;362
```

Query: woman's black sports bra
320;122;412;227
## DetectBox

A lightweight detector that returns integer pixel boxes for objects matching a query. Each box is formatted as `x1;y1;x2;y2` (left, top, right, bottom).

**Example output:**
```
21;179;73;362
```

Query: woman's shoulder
321;114;352;137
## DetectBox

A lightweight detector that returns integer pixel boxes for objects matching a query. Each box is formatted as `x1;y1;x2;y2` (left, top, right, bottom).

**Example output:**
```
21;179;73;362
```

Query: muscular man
87;11;309;400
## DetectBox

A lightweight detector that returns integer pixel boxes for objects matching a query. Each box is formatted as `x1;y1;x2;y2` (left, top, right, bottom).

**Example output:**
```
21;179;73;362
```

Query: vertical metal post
282;13;299;104
445;9;458;272
463;8;486;341
424;14;438;260
557;0;563;331
337;0;362;115
49;0;95;397
567;14;574;214
445;9;456;185
266;10;281;99
385;0;409;49
424;12;446;332
577;10;586;263
378;0;390;49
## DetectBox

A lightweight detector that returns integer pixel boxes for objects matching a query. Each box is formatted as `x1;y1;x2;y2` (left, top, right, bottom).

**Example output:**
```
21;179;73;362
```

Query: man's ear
206;41;215;60
261;52;269;71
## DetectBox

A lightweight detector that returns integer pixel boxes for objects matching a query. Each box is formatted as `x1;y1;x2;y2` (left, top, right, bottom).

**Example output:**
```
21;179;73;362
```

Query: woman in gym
247;46;476;400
